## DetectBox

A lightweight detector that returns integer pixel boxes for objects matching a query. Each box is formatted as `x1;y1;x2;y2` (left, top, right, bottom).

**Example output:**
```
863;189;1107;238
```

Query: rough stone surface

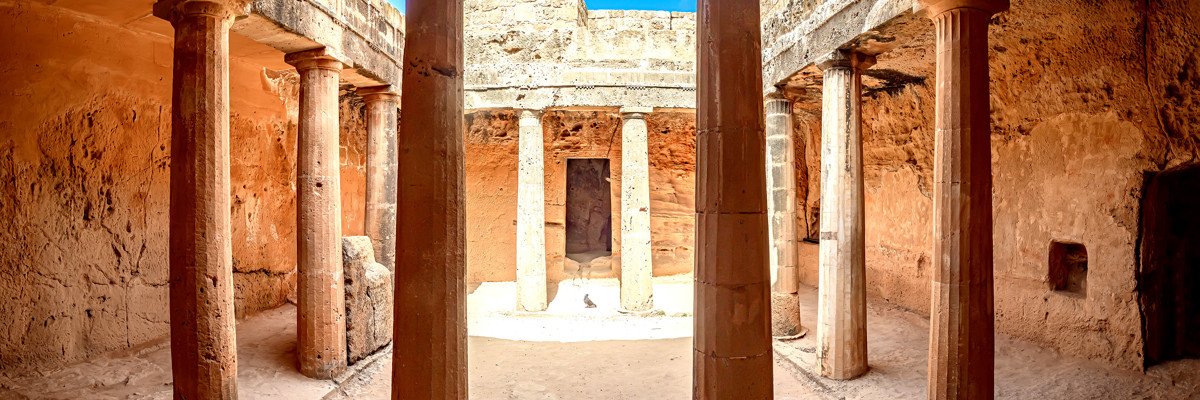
342;236;393;364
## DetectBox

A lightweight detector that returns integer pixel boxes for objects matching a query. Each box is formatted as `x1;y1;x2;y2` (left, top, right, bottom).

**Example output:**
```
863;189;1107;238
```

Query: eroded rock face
342;237;393;364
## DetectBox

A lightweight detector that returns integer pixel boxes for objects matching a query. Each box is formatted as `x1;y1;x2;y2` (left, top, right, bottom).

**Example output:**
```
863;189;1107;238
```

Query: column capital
358;85;398;104
286;48;345;72
816;50;877;72
918;0;1009;17
152;0;251;24
516;109;544;119
765;93;792;117
619;106;653;120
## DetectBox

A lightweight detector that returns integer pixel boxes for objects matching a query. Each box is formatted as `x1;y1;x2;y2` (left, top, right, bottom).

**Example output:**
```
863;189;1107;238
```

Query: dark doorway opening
565;159;613;277
1139;166;1200;367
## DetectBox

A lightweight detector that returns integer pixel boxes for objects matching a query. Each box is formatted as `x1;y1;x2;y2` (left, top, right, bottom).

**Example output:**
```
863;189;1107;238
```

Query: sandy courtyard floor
2;276;1197;399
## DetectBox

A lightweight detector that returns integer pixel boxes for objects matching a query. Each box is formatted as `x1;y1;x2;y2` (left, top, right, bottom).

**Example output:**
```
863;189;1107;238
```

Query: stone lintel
815;50;877;72
152;0;253;23
285;48;346;71
620;106;653;119
516;108;544;118
917;0;1010;16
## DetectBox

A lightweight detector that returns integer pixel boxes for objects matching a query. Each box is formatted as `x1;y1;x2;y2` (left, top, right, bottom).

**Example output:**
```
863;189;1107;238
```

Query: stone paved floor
3;277;1198;399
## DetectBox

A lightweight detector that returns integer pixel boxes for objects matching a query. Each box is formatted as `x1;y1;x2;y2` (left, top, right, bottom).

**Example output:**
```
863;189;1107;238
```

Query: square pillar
620;107;654;312
286;48;347;379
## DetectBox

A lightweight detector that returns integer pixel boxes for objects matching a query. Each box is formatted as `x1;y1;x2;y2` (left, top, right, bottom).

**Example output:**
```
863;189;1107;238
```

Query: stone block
343;236;394;364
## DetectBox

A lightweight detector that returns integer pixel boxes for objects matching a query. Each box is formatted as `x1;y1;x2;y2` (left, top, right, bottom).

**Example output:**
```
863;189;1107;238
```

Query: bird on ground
583;294;597;308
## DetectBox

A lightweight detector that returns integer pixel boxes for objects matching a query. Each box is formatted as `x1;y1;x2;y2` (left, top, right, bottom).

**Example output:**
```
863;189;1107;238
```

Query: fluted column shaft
392;0;466;398
286;48;347;379
516;109;547;312
620;107;654;312
923;0;1006;398
815;50;874;380
360;86;399;272
694;0;772;397
154;0;247;398
765;94;803;337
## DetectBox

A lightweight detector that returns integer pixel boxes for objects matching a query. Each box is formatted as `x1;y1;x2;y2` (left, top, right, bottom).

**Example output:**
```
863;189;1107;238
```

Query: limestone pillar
814;50;875;380
286;48;347;379
619;107;653;312
922;1;1006;398
765;93;804;338
153;1;248;398
359;86;399;272
391;0;466;398
516;109;547;312
694;0;772;397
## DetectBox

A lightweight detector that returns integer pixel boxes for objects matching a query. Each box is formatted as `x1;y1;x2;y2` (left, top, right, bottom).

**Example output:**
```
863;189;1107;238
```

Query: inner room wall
0;1;371;372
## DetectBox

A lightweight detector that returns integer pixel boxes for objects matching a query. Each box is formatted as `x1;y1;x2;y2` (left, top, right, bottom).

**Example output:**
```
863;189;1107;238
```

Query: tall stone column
619;107;653;312
922;1;1006;398
516;109;547;312
815;50;874;380
153;1;248;398
694;0;772;397
765;93;804;338
391;0;466;398
359;86;399;272
286;48;347;379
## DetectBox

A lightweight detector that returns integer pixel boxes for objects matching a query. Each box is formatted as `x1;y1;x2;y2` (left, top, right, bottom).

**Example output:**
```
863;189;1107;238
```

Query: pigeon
583;294;597;308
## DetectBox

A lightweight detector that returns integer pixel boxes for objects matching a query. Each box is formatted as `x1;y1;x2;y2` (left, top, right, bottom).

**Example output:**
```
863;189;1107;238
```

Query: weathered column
392;0;466;398
516;109;547;312
359;86;399;272
286;48;347;379
922;1;1006;398
694;0;772;397
620;107;654;312
765;92;804;338
153;0;248;398
815;50;874;380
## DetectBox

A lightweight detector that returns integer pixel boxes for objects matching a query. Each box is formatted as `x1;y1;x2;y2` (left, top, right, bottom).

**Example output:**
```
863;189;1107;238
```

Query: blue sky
384;0;696;13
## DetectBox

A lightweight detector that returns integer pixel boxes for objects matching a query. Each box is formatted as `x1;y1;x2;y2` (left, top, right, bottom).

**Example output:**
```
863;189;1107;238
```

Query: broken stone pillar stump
765;93;804;338
922;0;1007;398
620;106;654;312
516;109;548;312
359;86;400;272
694;0;773;397
392;0;467;398
153;0;251;398
815;50;874;380
343;236;395;364
286;48;347;379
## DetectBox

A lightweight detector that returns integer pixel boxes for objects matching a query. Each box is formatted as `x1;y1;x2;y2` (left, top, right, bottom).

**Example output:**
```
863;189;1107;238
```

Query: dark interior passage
1139;166;1200;366
565;158;612;256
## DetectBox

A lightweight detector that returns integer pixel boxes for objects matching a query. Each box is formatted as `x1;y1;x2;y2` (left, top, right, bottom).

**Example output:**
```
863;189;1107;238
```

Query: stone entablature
464;0;696;110
236;0;405;88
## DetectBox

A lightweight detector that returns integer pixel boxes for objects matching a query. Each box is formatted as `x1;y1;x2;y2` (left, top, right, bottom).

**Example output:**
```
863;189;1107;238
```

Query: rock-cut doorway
565;158;614;279
1139;165;1200;367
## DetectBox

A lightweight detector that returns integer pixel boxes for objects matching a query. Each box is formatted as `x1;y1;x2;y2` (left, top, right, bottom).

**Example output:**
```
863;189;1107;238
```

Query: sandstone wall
0;1;369;372
464;110;696;284
784;0;1199;370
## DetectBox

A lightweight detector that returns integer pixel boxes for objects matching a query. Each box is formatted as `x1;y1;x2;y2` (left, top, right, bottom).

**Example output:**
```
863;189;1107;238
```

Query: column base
771;292;806;338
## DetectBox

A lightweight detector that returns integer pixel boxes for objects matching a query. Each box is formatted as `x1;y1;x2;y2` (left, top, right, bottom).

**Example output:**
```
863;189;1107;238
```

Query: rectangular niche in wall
1048;241;1088;296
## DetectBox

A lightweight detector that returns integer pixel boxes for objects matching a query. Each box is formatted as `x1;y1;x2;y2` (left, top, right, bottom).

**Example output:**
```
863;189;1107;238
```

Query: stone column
359;86;399;272
286;48;347;379
391;0;466;398
922;1;1006;398
694;0;772;397
765;93;804;338
814;50;875;380
516;109;547;312
153;1;248;398
619;107;653;312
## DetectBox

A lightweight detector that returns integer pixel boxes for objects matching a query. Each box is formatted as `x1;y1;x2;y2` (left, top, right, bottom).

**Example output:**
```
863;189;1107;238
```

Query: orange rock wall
464;110;696;284
0;2;369;372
